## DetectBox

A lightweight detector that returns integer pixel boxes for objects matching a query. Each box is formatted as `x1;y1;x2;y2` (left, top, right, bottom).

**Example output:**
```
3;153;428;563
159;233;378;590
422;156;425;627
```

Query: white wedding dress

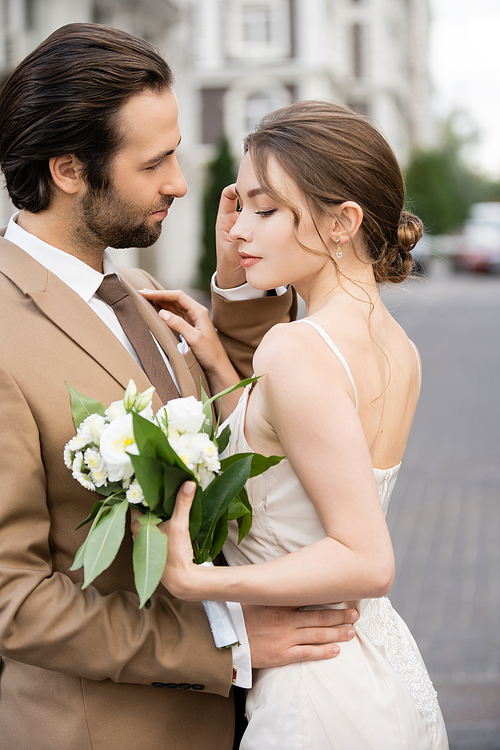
223;320;448;750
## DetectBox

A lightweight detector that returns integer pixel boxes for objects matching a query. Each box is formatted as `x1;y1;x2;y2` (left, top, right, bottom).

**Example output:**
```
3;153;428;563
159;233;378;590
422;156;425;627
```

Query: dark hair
244;100;423;284
0;23;174;212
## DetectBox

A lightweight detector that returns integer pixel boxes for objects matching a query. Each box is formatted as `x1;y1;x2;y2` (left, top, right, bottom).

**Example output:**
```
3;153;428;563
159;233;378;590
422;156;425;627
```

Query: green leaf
204;376;260;409
195;456;253;559
209;509;229;561
215;424;231;454
201;382;214;437
70;539;87;572
188;484;203;540
227;487;252;544
71;499;110;570
75;500;104;530
161;464;193;518
130;454;164;512
220;452;284;478
132;412;193;474
66;383;106;429
81;499;128;588
133;513;168;608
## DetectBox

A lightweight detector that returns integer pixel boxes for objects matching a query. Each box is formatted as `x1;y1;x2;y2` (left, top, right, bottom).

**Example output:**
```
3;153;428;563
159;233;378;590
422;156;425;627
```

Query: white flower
71;452;96;491
134;386;155;413
200;439;220;472
123;380;138;411
105;399;127;422
99;414;138;483
126;479;145;505
64;442;74;470
195;464;216;490
165;396;206;435
84;448;108;487
107;394;154;423
80;414;108;445
170;431;208;470
66;432;93;454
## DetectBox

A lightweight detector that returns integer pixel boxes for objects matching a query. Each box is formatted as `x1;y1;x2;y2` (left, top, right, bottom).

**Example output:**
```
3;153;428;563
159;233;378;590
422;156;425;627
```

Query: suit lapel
0;236;166;410
119;275;198;399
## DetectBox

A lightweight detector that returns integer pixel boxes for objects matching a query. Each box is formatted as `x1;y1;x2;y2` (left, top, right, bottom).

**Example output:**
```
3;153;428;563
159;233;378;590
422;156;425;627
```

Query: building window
201;88;227;145
244;91;273;133
225;0;292;59
351;23;363;79
25;0;36;30
348;99;371;119
243;4;273;44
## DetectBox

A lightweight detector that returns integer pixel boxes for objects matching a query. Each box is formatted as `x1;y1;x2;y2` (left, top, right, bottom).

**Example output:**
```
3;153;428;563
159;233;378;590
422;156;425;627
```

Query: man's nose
162;157;187;198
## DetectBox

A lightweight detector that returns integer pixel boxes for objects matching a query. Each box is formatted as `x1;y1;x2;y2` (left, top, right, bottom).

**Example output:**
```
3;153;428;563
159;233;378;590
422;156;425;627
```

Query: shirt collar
5;213;117;302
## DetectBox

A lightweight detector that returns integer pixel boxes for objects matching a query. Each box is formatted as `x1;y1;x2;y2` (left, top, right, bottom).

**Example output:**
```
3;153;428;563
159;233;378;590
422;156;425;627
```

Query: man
0;24;356;750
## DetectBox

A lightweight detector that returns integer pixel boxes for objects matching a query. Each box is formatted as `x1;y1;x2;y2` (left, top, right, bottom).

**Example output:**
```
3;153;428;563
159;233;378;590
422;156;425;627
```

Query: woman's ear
329;202;364;244
49;155;85;196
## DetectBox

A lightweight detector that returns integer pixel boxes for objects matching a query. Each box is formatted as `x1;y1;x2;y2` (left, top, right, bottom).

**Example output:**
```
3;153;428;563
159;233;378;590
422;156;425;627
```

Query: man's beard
78;183;173;249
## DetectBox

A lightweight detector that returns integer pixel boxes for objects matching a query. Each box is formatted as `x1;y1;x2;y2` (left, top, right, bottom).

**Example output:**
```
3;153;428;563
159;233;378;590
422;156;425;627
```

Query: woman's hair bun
397;211;424;254
374;211;424;284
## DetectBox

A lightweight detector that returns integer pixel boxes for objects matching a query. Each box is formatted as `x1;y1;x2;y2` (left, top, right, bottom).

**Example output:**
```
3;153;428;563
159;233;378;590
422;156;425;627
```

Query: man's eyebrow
143;136;182;166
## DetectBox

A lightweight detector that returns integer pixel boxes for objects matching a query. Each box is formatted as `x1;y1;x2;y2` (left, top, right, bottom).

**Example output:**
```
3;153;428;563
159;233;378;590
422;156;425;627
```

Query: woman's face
229;152;334;292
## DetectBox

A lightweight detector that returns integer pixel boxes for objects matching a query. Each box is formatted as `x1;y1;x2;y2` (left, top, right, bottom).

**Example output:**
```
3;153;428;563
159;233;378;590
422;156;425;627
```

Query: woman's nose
229;213;251;243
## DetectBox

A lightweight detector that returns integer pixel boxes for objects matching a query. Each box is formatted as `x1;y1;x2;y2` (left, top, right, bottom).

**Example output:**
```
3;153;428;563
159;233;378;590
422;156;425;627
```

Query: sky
429;0;500;178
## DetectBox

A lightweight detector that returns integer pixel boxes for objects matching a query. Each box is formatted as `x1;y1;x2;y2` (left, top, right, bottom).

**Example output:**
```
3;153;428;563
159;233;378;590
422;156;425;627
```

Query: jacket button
151;682;165;688
178;683;191;689
165;683;178;689
192;684;205;691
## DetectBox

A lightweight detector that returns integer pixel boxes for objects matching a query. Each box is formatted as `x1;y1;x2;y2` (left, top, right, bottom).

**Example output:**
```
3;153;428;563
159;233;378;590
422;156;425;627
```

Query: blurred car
452;202;500;273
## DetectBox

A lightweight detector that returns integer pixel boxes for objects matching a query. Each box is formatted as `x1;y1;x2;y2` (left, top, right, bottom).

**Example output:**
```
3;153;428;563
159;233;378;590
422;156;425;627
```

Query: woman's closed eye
255;209;277;217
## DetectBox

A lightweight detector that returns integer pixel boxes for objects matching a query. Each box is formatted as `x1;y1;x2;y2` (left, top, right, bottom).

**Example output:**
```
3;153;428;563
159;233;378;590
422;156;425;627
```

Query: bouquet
64;378;283;608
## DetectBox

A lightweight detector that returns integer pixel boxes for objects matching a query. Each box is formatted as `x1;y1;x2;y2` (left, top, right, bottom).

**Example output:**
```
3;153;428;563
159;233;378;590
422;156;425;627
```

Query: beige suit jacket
0;232;295;750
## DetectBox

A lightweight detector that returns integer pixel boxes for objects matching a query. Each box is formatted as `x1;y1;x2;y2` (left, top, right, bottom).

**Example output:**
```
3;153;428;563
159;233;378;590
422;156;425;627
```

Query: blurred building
0;0;433;287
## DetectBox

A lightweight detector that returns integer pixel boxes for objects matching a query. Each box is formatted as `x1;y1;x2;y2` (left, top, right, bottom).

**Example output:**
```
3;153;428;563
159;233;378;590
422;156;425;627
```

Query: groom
0;23;356;750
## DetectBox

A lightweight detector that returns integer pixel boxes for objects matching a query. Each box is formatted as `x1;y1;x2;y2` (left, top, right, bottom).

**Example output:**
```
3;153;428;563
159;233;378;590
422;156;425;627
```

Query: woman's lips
239;253;262;267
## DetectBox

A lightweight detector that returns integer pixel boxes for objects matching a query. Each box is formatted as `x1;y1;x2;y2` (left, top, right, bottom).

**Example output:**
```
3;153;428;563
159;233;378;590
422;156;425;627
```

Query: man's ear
329;202;364;244
49;155;85;196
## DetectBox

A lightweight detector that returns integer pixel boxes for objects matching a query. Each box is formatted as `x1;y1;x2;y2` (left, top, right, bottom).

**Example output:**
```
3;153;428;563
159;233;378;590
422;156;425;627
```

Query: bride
143;100;449;749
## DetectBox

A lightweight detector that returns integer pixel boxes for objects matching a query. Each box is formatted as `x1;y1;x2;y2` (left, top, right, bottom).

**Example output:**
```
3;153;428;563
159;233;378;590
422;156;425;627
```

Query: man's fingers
290;624;356;646
283;643;342;664
290;607;358;629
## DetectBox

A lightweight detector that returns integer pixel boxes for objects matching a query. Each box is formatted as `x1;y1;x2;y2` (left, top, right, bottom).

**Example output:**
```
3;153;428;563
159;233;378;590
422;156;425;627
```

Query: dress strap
293;319;359;413
409;339;422;394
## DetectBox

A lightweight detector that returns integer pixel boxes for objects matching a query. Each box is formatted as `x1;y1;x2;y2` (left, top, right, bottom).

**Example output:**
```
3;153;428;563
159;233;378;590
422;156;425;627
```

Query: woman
143;101;449;749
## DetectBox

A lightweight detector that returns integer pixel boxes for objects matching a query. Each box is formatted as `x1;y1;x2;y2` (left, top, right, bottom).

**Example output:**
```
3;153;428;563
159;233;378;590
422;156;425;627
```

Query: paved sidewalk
382;261;500;749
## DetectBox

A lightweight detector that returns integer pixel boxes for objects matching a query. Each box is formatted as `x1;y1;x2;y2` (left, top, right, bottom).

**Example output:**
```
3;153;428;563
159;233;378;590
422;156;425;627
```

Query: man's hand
215;184;247;289
242;603;358;668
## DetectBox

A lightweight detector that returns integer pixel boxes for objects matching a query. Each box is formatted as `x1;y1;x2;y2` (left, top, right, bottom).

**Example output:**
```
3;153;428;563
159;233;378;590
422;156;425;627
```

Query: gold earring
335;237;342;259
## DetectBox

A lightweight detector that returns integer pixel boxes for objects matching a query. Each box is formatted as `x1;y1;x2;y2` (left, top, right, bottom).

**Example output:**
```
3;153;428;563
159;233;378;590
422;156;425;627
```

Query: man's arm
0;364;233;695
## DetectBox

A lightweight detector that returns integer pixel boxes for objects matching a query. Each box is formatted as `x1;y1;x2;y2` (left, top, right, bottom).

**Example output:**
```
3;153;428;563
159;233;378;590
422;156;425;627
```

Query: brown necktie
97;274;178;404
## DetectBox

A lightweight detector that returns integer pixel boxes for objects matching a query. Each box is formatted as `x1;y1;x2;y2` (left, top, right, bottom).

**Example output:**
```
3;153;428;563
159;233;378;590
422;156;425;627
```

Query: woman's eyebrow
234;187;266;198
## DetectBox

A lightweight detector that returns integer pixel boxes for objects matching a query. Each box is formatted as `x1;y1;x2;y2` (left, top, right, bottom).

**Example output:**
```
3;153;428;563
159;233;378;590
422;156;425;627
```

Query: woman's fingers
129;507;144;540
139;289;208;321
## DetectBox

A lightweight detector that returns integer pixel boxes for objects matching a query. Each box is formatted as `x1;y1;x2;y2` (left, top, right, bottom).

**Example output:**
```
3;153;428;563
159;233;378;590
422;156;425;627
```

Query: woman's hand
215;184;246;290
139;289;240;409
160;481;202;600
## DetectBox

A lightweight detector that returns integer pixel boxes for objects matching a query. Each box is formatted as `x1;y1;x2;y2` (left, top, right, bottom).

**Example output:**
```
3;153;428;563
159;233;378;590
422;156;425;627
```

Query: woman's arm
161;323;395;607
139;288;241;417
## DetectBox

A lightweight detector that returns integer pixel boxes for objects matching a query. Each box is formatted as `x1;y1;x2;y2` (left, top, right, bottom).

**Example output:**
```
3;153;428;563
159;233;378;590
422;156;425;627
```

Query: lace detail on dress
358;597;439;728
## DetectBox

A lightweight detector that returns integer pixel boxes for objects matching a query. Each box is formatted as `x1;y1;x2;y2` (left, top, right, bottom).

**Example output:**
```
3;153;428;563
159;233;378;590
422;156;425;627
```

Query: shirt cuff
228;601;252;689
211;273;287;301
